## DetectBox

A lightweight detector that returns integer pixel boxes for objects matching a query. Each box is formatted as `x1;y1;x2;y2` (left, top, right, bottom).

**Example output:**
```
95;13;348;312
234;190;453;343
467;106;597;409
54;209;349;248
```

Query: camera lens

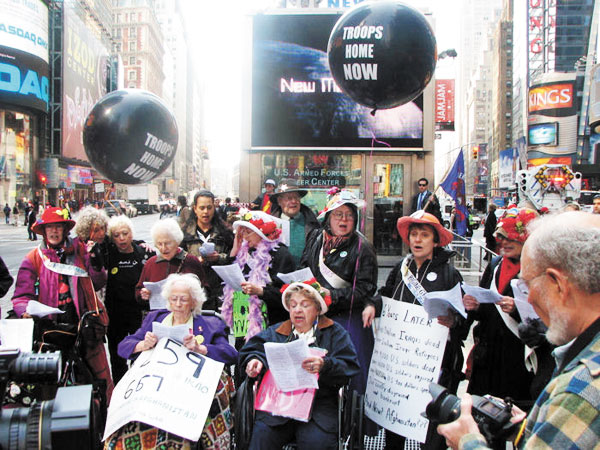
0;401;53;450
424;383;461;424
12;352;61;384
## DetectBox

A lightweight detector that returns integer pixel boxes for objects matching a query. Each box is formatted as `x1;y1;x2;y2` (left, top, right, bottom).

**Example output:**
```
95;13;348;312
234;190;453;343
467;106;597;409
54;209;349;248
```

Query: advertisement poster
103;338;224;442
252;14;423;149
364;299;448;443
499;147;517;189
62;0;109;160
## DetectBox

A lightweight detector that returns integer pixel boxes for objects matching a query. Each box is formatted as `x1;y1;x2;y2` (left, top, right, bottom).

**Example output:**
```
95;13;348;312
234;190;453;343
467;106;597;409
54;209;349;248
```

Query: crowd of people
1;183;599;450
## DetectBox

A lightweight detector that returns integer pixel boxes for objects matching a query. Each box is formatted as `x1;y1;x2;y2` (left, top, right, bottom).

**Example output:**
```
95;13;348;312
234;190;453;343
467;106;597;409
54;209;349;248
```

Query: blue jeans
249;417;337;450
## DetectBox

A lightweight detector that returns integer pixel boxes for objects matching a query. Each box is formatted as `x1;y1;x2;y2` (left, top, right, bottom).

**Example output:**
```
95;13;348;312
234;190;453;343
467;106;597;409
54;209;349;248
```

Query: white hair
161;273;206;316
151;218;184;245
107;215;135;238
526;211;600;294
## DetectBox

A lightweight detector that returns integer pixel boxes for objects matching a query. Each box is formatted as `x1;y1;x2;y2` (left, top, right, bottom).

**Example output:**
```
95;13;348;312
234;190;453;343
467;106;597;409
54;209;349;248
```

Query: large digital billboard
62;0;109;161
0;0;49;112
251;13;423;150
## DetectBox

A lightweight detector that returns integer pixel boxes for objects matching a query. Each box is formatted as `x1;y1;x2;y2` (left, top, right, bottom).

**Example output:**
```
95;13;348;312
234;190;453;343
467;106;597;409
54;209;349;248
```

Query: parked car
103;200;123;217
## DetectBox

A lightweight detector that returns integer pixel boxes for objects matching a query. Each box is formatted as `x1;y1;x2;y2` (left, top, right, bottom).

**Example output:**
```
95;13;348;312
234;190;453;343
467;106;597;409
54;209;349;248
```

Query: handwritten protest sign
103;337;224;442
365;298;448;443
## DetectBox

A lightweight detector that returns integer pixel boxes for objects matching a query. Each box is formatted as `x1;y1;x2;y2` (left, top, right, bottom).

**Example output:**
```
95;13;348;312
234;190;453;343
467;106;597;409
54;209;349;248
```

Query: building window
130;27;137;37
129;41;136;51
129;56;136;65
128;70;137;81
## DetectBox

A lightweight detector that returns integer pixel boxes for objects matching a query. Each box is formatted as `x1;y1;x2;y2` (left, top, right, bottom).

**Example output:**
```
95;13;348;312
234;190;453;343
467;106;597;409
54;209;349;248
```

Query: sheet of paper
461;283;503;304
151;322;190;344
510;279;539;321
26;300;65;317
144;279;168;310
264;339;318;392
276;268;315;284
423;283;466;319
212;263;246;291
0;319;34;352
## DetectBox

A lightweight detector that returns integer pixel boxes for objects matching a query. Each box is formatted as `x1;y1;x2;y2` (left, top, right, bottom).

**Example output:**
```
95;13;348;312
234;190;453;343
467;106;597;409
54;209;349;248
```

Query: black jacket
238;316;360;432
377;247;467;392
483;211;497;240
0;256;13;298
410;190;442;222
300;229;378;315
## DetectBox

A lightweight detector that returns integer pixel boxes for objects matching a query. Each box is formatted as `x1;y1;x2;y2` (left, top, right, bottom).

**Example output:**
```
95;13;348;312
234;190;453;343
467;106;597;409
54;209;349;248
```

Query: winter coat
271;204;320;240
238;316;360;433
180;218;234;310
118;309;238;365
377;247;468;393
0;256;13;298
466;256;535;408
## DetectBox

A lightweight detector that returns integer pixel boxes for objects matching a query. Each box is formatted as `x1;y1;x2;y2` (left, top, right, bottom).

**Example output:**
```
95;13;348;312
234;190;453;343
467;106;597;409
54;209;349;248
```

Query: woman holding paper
103;215;155;384
299;188;378;395
135;218;207;311
220;210;295;348
113;273;238;449
463;207;539;409
239;280;359;450
377;210;466;449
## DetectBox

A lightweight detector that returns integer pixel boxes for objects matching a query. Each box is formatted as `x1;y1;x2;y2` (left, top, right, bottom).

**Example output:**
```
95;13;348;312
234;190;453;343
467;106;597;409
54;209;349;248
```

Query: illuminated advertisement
0;0;49;112
62;0;109;161
528;82;575;116
435;79;454;131
251;14;423;150
528;122;558;146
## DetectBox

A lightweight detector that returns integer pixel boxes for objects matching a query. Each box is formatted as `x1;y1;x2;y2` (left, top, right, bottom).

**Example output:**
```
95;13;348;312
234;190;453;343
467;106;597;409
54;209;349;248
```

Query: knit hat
396;210;454;247
494;207;538;243
317;187;365;220
32;207;76;235
233;210;283;242
281;278;331;314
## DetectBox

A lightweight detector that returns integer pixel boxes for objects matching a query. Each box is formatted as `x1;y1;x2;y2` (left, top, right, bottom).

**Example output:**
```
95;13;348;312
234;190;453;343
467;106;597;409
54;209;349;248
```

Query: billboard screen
62;0;110;161
435;79;454;131
528;122;558;146
528;81;575;116
0;0;49;112
251;14;423;150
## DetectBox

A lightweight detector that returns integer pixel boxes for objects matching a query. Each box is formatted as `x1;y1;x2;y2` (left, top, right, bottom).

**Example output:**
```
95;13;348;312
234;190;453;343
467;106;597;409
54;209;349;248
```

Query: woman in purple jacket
110;273;237;449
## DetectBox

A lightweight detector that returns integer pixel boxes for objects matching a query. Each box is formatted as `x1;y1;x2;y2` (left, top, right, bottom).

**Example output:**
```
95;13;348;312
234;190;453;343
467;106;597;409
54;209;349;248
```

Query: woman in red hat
11;207;113;401
377;210;467;449
463;207;542;411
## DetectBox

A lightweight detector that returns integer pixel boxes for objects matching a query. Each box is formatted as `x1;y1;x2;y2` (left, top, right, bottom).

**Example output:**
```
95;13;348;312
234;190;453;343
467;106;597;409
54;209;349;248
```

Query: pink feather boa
220;238;281;341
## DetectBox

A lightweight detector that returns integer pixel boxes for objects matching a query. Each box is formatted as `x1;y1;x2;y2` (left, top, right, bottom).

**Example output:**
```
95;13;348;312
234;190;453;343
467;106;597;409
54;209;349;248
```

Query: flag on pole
440;150;468;236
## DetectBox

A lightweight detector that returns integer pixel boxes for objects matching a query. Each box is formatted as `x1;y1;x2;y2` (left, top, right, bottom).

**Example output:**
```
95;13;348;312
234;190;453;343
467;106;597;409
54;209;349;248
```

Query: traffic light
39;173;47;185
472;145;479;160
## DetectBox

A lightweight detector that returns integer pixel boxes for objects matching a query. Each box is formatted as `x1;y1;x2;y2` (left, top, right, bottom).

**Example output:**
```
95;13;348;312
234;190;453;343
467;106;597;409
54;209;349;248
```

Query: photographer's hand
437;394;483;449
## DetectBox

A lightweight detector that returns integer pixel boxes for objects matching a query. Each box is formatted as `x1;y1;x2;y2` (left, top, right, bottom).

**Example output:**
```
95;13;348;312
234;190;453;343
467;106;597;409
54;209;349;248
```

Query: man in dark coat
270;185;320;265
251;179;277;214
483;204;497;258
410;177;442;222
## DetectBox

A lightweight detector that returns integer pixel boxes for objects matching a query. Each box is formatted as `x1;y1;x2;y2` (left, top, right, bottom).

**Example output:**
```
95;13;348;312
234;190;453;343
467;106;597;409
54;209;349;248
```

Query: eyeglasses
418;184;427;187
331;211;354;220
516;272;545;293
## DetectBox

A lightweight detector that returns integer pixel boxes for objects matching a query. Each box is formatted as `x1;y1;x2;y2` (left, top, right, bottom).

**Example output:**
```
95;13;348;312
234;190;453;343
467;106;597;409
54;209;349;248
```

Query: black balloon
327;2;437;110
83;89;178;184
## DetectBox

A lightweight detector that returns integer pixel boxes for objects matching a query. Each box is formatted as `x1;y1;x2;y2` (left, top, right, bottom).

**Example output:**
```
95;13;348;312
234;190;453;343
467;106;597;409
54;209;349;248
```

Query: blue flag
440;151;468;236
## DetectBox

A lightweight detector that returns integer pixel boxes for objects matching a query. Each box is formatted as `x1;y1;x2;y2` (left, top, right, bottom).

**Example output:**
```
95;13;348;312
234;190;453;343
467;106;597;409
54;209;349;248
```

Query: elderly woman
464;207;540;410
180;190;234;311
136;218;206;308
220;210;295;349
74;206;110;270
110;273;237;449
11;207;112;400
378;211;467;449
239;280;359;450
104;215;155;383
299;188;378;396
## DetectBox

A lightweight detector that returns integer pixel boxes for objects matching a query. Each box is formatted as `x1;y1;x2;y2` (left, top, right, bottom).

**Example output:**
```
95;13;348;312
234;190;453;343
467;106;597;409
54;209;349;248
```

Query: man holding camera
438;211;600;449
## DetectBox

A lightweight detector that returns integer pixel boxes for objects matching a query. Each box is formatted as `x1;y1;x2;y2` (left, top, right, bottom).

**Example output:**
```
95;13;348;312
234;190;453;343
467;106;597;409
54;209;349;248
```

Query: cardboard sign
364;298;448;443
232;291;267;338
103;337;224;442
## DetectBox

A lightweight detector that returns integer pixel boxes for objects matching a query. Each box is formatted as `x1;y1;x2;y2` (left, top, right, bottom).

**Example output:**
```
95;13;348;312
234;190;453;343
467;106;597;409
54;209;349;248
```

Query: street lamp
438;49;457;59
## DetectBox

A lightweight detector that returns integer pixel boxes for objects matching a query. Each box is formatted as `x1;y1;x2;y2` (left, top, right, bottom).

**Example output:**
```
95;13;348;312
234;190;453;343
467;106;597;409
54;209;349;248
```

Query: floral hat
317;187;365;220
494;207;538;243
232;210;283;242
281;278;332;314
32;207;76;235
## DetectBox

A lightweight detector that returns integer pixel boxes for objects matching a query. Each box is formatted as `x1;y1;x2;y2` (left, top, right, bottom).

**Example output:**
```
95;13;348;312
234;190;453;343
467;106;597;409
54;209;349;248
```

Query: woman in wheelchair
11;206;113;402
239;281;360;450
110;273;238;449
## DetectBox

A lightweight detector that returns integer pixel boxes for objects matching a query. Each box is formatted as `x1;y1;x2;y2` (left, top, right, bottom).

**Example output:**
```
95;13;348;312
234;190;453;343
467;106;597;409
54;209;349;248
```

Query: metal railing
447;230;498;283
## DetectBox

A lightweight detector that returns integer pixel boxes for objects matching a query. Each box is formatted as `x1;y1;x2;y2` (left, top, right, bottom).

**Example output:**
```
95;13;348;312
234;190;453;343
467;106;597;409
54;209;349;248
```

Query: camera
424;383;518;446
1;349;97;450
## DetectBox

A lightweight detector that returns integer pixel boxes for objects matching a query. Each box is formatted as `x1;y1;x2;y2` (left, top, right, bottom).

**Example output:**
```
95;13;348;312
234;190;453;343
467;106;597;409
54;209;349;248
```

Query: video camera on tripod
1;349;97;450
